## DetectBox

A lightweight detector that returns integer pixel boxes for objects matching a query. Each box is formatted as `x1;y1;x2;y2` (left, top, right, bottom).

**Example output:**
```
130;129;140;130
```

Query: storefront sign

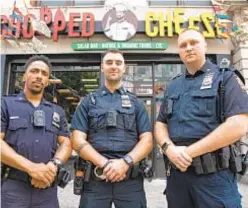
146;9;221;38
71;41;168;50
1;7;95;42
1;6;223;42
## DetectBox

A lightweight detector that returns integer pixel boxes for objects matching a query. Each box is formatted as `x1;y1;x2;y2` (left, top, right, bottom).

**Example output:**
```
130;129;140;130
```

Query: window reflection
123;65;153;95
154;64;184;117
11;67;100;124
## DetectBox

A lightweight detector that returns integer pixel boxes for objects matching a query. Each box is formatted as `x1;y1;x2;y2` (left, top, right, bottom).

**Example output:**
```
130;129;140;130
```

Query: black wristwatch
50;158;63;169
161;141;173;155
123;155;134;166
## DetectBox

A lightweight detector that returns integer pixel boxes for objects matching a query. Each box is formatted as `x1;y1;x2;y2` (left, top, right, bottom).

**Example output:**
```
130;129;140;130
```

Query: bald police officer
1;55;72;208
155;29;248;208
71;49;153;208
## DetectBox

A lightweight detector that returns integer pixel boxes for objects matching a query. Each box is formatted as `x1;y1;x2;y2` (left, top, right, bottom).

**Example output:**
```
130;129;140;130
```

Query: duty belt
164;144;244;175
7;169;31;183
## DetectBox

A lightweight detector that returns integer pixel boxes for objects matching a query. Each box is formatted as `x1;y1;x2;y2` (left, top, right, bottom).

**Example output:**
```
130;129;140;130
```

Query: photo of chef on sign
102;3;138;41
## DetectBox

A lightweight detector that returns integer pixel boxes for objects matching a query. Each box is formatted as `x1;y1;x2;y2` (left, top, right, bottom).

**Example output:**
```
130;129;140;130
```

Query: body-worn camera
219;58;230;69
106;109;117;127
33;110;45;127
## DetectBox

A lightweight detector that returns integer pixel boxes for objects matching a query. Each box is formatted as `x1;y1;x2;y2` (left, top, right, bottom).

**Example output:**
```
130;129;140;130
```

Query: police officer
71;49;153;208
1;55;72;208
155;29;248;208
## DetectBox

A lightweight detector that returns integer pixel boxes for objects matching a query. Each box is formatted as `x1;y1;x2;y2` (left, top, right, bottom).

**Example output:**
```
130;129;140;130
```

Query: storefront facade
1;0;248;177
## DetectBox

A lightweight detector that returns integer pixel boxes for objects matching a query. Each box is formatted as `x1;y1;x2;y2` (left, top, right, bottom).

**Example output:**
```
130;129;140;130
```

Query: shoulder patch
219;66;245;85
232;68;245;85
234;74;247;92
219;67;246;92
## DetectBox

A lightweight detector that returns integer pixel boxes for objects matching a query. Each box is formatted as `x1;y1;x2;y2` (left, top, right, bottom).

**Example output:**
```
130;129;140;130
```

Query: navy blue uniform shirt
71;86;151;157
157;60;248;141
1;92;70;163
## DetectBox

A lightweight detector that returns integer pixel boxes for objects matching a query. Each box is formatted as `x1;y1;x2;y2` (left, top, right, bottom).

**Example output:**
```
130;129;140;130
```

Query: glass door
123;62;184;178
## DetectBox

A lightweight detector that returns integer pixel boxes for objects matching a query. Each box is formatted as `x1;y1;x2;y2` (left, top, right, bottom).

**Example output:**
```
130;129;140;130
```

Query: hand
103;159;129;183
166;145;192;172
46;161;58;176
27;162;57;186
31;162;57;189
99;157;109;168
31;178;49;189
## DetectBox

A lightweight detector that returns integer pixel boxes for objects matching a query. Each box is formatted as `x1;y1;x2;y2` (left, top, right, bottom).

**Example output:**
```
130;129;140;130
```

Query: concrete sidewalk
58;177;248;208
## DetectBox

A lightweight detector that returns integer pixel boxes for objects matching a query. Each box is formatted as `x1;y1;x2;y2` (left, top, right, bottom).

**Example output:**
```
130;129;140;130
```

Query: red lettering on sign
40;6;52;25
0;15;8;37
53;8;66;41
68;13;80;37
2;7;96;41
8;16;21;38
22;16;34;38
82;13;94;37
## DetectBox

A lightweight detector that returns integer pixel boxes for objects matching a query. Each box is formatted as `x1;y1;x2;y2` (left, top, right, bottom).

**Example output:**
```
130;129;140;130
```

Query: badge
200;72;214;90
52;112;60;128
121;95;132;108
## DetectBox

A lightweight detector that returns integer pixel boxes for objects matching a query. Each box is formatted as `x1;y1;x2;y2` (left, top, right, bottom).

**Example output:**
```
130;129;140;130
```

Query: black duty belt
173;139;200;146
7;169;31;183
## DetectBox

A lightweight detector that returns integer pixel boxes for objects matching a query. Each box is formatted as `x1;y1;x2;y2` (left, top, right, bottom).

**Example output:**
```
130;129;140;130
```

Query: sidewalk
58;176;248;208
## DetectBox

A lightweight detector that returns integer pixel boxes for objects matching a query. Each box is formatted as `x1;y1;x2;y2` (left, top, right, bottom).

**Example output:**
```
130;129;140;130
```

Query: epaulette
171;73;182;81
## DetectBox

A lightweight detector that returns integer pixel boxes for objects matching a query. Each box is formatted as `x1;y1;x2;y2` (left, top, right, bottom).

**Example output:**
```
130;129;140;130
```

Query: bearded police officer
1;55;72;208
155;29;248;208
71;49;153;208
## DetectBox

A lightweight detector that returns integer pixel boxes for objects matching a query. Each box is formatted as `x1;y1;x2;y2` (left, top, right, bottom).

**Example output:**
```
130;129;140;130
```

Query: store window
10;65;100;124
123;65;153;96
154;64;184;117
74;0;104;6
183;0;211;6
149;0;179;6
38;0;104;6
39;0;74;6
149;0;211;6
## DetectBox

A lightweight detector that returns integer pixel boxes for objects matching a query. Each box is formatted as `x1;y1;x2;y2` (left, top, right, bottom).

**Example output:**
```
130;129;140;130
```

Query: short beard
29;88;43;95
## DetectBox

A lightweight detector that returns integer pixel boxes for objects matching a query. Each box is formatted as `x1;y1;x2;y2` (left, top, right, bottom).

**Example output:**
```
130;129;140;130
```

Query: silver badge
121;95;132;108
200;72;214;90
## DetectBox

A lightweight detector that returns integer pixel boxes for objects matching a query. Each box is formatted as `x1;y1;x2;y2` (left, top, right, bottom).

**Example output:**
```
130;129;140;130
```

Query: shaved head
177;29;207;72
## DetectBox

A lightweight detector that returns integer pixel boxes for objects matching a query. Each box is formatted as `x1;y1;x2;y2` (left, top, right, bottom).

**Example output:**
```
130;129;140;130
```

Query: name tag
9;116;20;120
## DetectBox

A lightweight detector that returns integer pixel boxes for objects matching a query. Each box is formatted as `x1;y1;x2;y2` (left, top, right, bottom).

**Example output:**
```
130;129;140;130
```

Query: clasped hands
28;161;58;189
165;145;193;172
98;158;130;183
